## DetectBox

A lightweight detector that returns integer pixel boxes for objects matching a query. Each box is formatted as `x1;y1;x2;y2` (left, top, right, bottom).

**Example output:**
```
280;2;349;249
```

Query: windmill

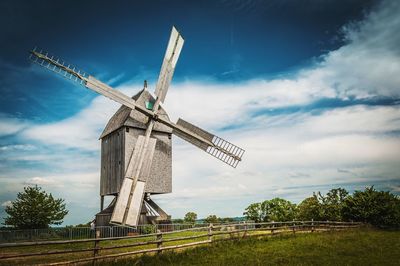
29;26;245;227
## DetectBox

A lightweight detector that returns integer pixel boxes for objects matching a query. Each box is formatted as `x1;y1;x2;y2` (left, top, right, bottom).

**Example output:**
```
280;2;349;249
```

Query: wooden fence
0;223;207;243
0;221;361;265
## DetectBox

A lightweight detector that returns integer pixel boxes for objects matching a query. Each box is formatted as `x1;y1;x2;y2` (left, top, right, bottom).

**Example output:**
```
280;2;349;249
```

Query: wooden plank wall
124;128;172;194
100;128;125;196
100;126;172;196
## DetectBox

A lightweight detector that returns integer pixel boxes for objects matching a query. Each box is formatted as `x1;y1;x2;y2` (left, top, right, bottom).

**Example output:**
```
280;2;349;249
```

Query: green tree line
244;187;400;228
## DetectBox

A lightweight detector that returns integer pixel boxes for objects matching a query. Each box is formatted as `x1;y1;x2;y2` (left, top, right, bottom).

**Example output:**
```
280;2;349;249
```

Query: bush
342;187;400;228
141;225;155;234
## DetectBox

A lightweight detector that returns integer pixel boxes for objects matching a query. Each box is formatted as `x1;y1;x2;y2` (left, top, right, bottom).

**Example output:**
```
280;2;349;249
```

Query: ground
1;228;399;265
101;228;400;266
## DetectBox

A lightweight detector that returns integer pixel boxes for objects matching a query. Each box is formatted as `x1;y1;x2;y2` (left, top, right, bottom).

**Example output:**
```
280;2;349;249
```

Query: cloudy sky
0;0;399;225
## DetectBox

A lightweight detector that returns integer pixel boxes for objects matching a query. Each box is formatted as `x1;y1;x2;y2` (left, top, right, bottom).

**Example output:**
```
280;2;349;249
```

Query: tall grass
102;229;400;266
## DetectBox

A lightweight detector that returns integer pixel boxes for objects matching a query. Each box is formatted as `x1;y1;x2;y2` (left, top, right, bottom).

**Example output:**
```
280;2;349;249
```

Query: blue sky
1;0;400;225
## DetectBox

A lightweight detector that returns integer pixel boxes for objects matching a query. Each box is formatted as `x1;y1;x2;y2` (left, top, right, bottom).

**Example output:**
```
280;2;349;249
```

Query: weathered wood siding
124;127;172;194
100;126;172;196
95;212;112;226
100;128;125;196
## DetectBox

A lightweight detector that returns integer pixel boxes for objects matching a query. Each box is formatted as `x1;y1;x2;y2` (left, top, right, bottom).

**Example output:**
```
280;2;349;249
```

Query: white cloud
167;105;400;194
307;0;400;99
19;85;152;151
0;144;36;151
0;114;30;137
21;95;123;150
1;200;12;207
24;176;61;186
299;106;400;135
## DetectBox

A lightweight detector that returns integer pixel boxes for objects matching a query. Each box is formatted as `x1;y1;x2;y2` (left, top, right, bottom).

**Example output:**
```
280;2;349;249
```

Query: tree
318;188;348;221
342;187;400;228
205;215;219;224
243;202;264;222
244;199;297;222
261;198;297;222
172;218;183;224
218;217;234;223
184;212;197;224
296;195;323;221
4;186;68;229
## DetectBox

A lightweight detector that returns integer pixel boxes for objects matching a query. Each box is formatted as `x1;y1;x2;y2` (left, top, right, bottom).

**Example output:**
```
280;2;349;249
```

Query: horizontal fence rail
0;223;208;243
0;221;361;265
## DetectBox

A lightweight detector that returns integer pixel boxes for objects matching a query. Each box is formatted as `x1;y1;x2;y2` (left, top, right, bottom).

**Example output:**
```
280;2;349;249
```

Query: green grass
1;228;399;265
0;230;208;265
101;229;400;266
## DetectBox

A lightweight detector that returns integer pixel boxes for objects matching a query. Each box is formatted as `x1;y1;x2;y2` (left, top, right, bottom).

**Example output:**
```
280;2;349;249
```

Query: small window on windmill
126;127;129;133
145;100;154;110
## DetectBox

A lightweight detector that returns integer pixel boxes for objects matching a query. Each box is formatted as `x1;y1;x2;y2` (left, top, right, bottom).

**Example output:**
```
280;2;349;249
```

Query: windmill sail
85;76;139;111
29;48;88;85
29;49;145;113
173;118;244;168
173;118;213;150
155;27;184;103
110;136;157;226
111;27;184;227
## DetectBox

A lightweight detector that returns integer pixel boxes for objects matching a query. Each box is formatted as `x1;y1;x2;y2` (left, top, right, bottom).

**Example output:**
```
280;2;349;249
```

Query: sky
0;0;399;225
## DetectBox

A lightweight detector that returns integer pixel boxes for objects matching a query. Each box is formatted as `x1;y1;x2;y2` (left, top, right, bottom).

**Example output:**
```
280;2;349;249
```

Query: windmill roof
99;89;172;139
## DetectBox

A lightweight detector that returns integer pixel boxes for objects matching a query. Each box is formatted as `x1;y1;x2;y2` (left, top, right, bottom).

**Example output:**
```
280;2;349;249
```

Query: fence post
208;223;213;242
156;230;162;255
292;220;295;234
311;219;314;232
271;221;275;235
92;230;100;265
243;221;247;238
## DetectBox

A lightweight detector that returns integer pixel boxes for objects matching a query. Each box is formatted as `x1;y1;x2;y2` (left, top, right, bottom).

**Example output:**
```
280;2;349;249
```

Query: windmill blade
111;136;157;226
125;136;157;182
29;48;89;85
124;180;146;226
85;76;139;111
172;118;245;168
111;177;136;224
154;26;184;103
29;49;151;115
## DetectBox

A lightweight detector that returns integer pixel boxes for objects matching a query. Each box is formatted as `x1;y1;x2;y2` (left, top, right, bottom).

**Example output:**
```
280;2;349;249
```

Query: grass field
101;228;400;266
1;228;399;265
0;230;209;265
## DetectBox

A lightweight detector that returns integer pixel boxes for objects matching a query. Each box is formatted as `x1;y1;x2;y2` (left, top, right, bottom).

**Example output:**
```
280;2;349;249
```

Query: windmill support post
100;196;104;211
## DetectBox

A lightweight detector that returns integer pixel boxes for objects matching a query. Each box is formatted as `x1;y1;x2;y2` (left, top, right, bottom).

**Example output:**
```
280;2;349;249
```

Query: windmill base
95;196;171;227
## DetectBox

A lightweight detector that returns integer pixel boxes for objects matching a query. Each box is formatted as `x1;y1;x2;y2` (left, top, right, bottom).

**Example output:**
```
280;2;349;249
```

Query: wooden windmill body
29;27;245;227
96;89;173;225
